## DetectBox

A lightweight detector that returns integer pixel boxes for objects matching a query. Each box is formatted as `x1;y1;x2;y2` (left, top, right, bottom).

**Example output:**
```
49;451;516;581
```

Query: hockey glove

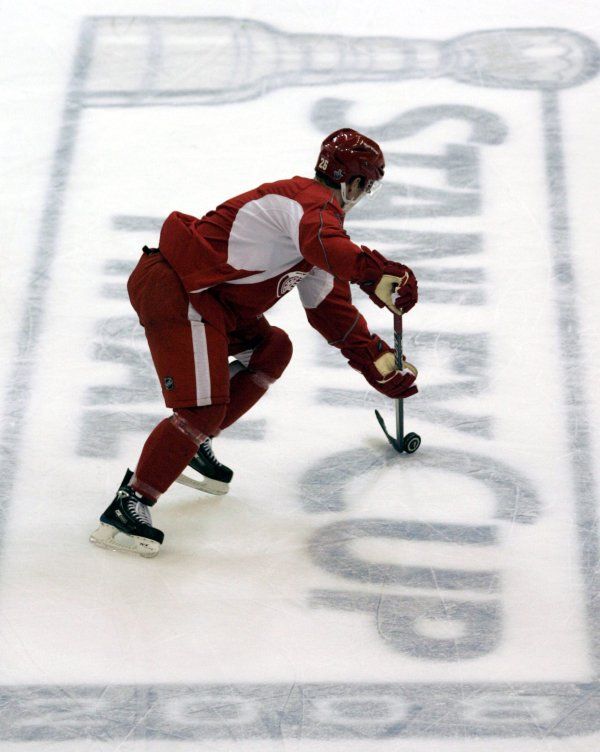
355;248;418;315
349;347;418;399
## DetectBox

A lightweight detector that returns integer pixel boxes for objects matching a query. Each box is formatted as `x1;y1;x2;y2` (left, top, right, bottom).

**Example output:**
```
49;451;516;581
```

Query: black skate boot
176;438;233;495
90;470;164;558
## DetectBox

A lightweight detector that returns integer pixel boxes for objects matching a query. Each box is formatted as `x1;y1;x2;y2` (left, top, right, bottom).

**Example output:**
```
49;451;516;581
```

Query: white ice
1;1;600;750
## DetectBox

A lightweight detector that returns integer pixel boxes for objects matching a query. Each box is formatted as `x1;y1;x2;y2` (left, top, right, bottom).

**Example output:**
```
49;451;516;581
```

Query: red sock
219;371;269;431
131;405;226;500
218;324;291;433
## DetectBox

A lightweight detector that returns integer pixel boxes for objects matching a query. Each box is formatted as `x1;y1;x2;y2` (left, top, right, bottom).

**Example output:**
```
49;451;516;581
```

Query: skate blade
90;522;160;558
175;472;229;495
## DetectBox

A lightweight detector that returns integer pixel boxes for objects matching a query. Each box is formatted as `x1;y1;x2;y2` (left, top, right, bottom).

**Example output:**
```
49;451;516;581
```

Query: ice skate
176;438;233;495
90;470;164;558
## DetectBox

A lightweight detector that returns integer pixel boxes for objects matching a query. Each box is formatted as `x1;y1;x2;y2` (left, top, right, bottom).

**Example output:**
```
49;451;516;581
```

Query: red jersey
158;176;383;361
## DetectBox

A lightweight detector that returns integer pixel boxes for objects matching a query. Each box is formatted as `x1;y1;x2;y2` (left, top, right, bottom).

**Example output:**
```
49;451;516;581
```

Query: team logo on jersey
277;271;308;297
163;376;175;391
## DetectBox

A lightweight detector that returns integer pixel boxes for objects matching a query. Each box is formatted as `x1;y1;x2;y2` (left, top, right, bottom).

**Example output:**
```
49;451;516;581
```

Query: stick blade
374;409;402;453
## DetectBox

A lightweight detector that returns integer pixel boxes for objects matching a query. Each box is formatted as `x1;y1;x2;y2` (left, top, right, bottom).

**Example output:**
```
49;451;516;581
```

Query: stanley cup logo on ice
88;19;599;102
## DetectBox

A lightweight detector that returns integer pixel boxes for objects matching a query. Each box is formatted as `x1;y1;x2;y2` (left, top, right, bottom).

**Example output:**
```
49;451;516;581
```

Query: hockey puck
403;432;421;454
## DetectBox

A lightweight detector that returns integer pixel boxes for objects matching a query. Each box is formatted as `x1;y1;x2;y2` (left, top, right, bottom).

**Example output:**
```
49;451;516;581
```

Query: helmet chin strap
340;182;366;213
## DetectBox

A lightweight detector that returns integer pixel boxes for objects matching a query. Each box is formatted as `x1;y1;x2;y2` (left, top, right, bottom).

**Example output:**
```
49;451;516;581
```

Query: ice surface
1;2;599;750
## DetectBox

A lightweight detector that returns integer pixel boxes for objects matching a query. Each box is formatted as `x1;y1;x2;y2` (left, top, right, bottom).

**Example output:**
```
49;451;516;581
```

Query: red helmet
315;128;385;186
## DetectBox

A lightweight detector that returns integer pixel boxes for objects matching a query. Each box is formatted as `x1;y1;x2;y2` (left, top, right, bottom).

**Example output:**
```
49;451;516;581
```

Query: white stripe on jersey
297;266;335;309
187;303;212;406
225;194;304;285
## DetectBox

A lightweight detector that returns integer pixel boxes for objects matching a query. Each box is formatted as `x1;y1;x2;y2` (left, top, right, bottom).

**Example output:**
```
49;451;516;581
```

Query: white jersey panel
226;194;304;285
297;266;335;309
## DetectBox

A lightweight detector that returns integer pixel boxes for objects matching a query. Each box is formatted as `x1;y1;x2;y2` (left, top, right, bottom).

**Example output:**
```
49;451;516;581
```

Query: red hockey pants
127;253;292;412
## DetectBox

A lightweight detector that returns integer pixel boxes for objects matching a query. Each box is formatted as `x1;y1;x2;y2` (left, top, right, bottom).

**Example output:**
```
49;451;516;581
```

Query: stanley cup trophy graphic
85;19;599;103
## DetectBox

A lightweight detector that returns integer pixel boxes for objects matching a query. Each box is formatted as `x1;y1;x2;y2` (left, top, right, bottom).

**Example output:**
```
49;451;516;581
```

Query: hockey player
90;129;419;557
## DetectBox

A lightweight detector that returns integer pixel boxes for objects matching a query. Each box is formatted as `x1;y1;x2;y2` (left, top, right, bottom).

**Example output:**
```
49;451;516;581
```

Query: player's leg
222;319;293;431
90;254;229;556
91;403;227;557
177;318;293;493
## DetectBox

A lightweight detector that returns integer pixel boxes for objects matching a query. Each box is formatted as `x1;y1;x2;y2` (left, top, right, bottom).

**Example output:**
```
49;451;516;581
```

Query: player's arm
298;204;418;315
297;268;417;399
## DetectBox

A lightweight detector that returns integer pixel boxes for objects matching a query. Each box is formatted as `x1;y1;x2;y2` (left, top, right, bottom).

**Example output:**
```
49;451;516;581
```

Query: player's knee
172;404;227;443
249;326;293;381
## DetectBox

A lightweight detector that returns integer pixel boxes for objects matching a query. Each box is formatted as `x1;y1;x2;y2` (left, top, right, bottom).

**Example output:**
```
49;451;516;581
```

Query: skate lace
125;495;152;526
201;438;221;467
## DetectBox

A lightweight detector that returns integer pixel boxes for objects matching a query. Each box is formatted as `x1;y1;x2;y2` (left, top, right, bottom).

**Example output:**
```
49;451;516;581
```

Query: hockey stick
374;312;421;454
